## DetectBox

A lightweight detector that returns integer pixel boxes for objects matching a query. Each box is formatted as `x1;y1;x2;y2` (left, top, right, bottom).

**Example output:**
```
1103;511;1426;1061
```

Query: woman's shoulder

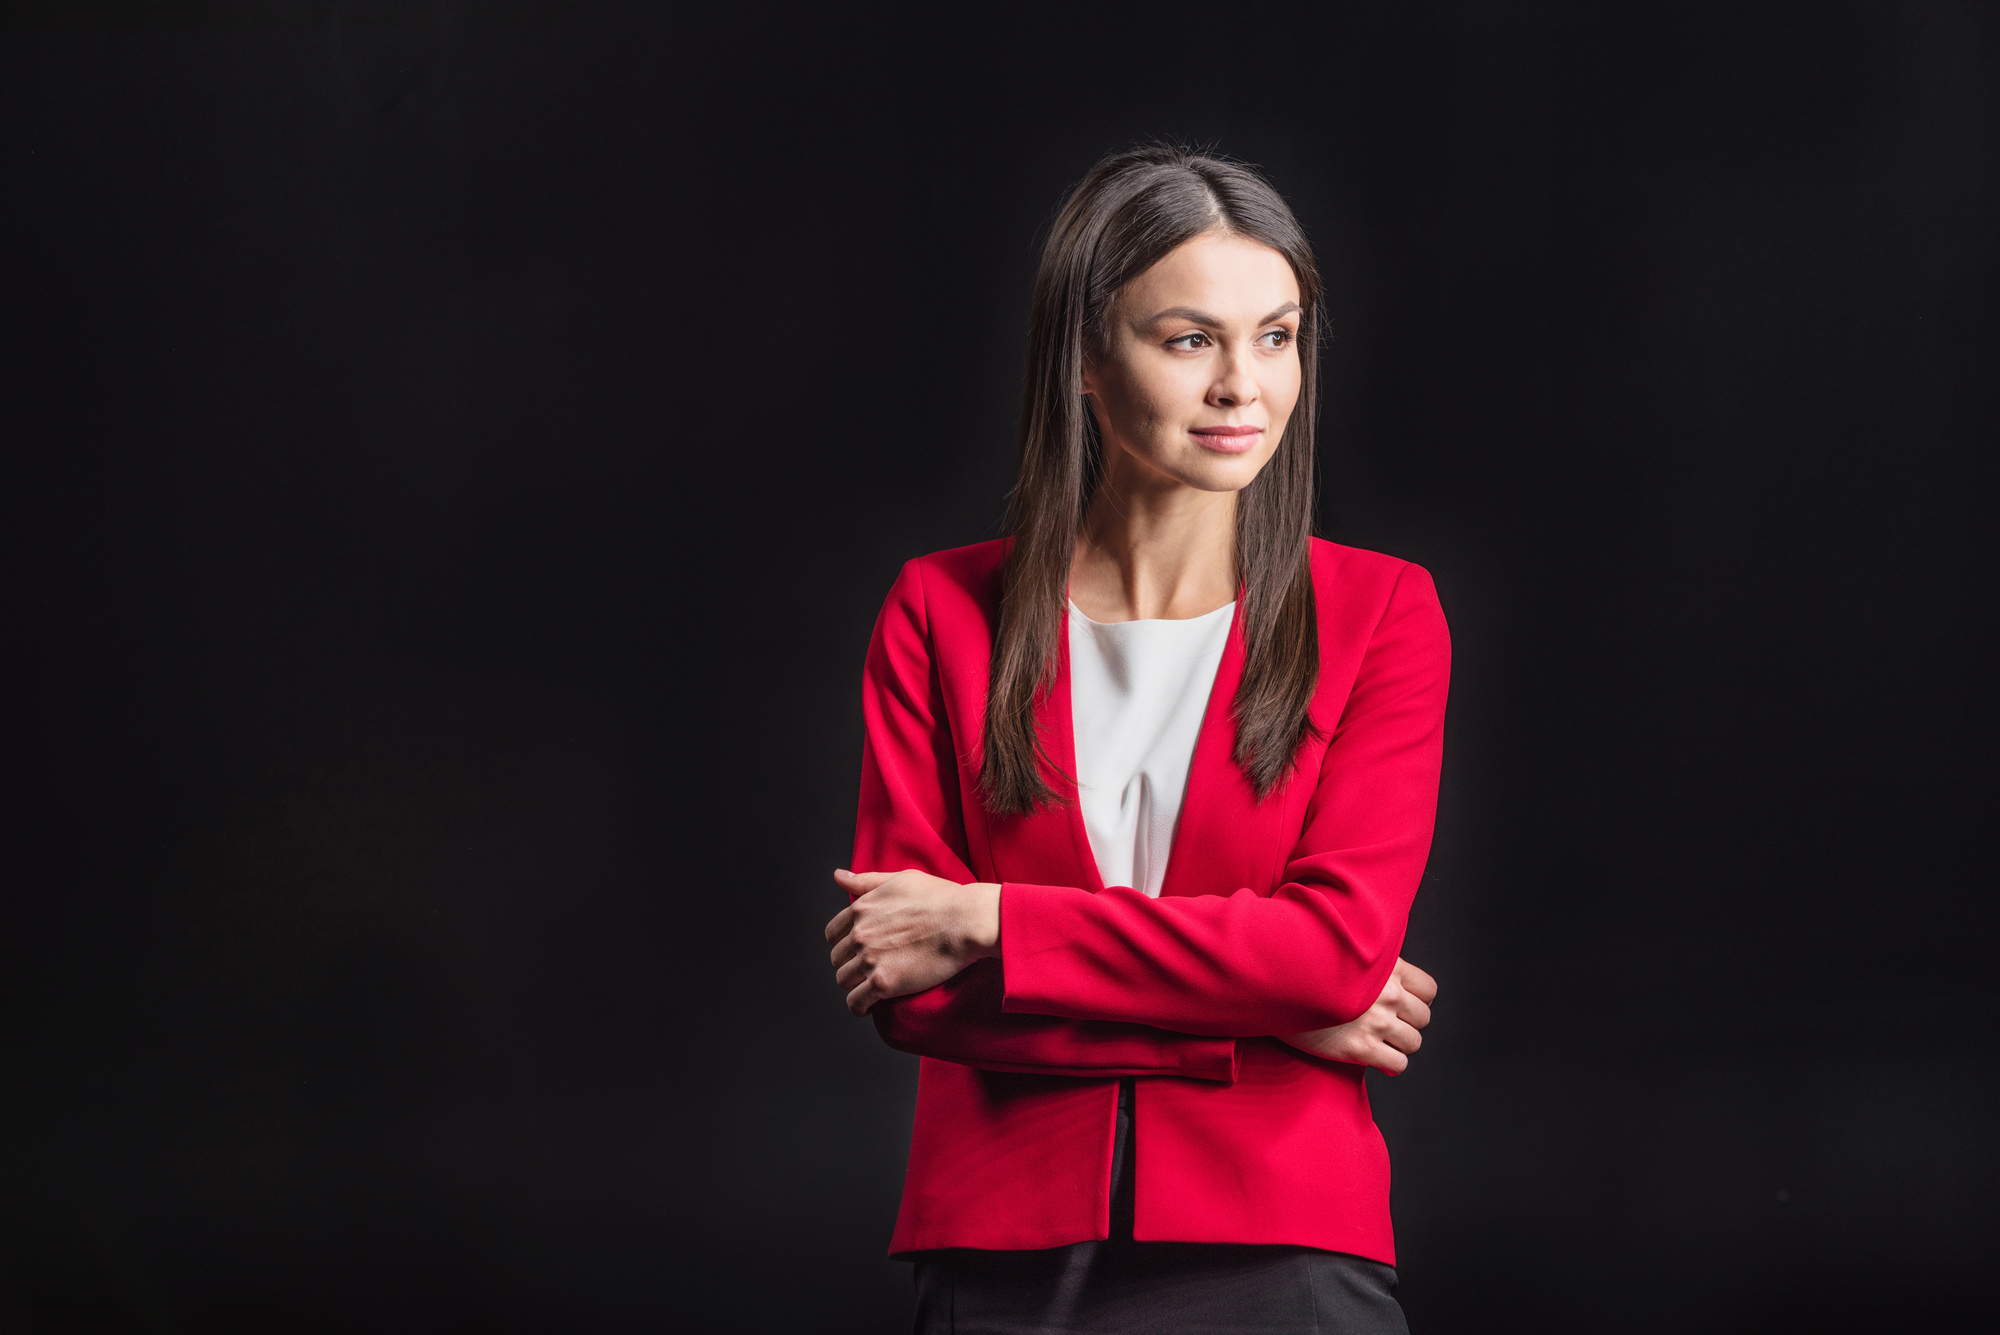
909;538;1009;587
875;539;1008;635
1308;537;1435;592
1307;537;1447;636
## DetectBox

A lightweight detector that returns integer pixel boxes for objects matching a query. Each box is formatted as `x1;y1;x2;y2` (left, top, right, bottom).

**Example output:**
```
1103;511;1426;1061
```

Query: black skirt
909;1080;1408;1335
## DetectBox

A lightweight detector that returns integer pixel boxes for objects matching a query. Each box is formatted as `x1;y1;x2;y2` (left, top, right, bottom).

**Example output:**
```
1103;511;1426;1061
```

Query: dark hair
980;144;1323;816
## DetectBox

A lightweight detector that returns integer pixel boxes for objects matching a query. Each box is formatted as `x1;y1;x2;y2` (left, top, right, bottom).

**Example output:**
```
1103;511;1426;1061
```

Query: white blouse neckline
1066;598;1237;898
1066;598;1238;627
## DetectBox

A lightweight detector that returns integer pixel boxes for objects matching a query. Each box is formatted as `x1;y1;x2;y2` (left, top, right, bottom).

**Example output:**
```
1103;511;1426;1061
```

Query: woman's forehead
1122;232;1300;315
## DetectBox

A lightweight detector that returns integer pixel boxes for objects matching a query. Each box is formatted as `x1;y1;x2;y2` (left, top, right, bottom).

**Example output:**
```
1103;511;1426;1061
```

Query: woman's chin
1165;450;1276;495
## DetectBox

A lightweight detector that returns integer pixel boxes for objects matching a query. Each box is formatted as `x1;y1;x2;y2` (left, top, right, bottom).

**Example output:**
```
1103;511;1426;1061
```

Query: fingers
829;930;861;970
826;869;892;985
1281;1001;1427;1075
1396;990;1433;1032
1278;1025;1414;1076
844;949;899;1015
1365;1040;1409;1076
1394;957;1438;1006
833;868;897;899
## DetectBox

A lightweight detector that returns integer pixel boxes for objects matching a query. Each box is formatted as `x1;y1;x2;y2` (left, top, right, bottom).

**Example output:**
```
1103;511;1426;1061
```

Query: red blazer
851;537;1450;1264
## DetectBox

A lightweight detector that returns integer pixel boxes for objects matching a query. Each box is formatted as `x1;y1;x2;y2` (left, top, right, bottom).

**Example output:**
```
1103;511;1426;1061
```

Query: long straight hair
981;145;1323;816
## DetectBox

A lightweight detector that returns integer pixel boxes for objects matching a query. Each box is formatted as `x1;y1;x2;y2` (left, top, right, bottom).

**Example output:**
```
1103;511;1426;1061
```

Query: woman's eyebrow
1145;305;1223;327
1144;301;1303;327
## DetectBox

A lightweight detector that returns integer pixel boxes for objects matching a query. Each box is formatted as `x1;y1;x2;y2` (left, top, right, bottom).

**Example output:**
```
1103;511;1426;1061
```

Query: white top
1068;599;1237;898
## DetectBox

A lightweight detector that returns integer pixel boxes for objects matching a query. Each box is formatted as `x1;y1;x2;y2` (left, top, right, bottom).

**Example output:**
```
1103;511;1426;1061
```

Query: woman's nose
1209;354;1259;408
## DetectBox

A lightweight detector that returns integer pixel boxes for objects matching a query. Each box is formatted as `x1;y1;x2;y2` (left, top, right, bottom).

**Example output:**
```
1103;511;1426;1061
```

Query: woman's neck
1069;459;1239;623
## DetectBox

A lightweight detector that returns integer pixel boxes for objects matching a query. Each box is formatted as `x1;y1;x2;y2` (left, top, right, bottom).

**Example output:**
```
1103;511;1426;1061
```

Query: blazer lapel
1157;599;1290;899
1046;623;1107;894
981;616;1106;893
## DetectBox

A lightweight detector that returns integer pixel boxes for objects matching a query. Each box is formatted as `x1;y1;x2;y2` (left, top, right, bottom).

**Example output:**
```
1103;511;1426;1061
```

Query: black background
4;3;1996;1332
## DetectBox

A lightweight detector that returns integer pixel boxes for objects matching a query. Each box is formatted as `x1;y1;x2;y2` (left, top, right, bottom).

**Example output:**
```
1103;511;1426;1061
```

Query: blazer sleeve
853;558;1239;1082
997;562;1451;1037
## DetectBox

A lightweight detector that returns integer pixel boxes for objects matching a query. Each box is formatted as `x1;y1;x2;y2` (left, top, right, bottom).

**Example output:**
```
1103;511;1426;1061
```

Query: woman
824;145;1449;1334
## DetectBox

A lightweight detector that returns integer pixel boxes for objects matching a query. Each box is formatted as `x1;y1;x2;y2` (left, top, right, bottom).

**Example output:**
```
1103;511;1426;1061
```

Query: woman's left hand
1279;957;1437;1075
825;869;1002;1015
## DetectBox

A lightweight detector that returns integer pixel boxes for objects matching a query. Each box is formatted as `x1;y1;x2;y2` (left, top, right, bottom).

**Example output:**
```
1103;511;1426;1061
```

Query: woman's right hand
1279;958;1437;1075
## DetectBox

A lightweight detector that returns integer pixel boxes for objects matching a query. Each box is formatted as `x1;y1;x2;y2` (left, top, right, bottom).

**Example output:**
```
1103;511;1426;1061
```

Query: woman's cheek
1175;365;1214;417
1277;361;1304;418
1131;393;1173;452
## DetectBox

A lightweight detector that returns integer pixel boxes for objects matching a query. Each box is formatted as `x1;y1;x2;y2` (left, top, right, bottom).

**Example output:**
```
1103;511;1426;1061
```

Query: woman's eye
1167;332;1211;350
1259;329;1294;348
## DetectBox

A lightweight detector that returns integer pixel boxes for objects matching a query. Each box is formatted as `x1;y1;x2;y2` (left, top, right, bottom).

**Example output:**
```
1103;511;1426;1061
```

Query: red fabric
852;538;1450;1263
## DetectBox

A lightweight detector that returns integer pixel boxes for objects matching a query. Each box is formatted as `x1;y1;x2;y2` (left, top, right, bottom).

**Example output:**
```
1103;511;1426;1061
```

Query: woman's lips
1188;425;1263;454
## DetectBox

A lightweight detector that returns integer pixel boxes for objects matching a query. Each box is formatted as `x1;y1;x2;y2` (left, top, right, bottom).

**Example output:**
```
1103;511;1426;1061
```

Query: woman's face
1082;230;1303;497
